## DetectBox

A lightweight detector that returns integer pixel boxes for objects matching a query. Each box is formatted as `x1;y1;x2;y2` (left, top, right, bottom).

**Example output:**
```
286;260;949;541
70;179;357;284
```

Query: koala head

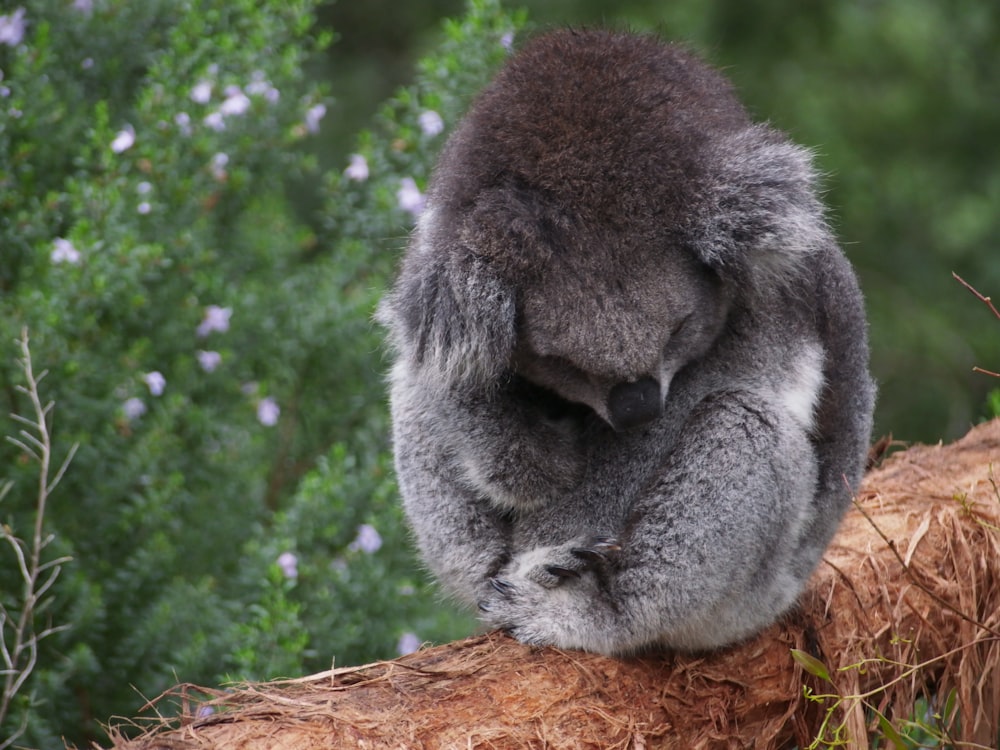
380;29;831;430
461;195;729;429
509;238;727;430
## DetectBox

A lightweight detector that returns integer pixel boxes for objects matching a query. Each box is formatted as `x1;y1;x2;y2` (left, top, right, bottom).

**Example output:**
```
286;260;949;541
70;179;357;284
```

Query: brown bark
107;419;1000;750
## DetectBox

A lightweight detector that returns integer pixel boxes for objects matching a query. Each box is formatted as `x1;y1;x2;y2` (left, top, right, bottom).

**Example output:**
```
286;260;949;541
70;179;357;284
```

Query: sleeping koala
377;28;875;655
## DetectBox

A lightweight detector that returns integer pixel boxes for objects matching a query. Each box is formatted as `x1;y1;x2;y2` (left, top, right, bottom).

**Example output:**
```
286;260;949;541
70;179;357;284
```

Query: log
107;419;1000;750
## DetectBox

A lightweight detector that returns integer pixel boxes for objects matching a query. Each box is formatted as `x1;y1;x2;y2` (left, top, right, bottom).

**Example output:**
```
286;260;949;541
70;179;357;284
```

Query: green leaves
791;648;833;683
1;1;522;745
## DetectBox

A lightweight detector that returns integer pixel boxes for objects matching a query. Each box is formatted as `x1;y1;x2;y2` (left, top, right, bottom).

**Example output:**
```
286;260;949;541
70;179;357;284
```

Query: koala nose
607;377;662;431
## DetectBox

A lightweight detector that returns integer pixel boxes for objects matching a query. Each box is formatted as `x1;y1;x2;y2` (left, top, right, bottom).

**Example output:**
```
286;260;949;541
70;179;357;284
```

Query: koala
377;29;875;655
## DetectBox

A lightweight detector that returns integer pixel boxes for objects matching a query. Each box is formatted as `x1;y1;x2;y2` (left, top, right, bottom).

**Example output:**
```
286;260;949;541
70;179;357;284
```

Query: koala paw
477;537;621;650
488;535;619;590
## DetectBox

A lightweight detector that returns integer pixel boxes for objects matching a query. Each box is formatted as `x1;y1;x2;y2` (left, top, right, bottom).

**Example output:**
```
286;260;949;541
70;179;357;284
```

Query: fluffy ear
377;208;517;387
689;124;834;288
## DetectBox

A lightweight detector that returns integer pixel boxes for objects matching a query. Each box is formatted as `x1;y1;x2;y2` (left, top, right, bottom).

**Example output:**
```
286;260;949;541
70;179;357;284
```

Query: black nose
607;377;662;431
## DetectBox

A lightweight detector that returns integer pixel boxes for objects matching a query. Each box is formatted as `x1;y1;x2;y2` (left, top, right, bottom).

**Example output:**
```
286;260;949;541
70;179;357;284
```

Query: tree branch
107;418;1000;750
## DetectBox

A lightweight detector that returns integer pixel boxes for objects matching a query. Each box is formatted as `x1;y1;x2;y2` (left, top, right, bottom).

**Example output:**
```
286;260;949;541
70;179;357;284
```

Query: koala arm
389;369;513;608
479;377;824;655
617;390;821;650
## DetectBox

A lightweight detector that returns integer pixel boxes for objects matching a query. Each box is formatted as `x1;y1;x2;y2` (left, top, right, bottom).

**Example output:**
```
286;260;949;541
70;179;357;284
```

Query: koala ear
690;124;834;287
378;207;517;386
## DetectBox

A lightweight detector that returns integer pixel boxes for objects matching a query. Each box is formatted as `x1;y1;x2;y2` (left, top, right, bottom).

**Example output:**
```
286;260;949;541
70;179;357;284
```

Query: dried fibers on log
106;419;1000;750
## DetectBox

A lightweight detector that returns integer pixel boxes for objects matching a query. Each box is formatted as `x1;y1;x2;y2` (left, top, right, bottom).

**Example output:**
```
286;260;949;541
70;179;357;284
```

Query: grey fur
378;29;875;654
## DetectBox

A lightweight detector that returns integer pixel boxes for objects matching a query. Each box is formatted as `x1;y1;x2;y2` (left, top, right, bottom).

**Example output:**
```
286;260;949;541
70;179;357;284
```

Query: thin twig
952;274;999;378
0;329;77;747
953;272;1000;321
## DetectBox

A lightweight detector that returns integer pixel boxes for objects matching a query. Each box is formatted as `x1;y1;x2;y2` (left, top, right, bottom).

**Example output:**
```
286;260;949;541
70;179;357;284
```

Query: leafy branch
0;329;77;748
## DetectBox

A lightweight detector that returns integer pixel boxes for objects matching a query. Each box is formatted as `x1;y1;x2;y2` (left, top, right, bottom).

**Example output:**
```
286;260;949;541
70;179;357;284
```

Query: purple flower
197;350;222;373
0;8;26;47
246;72;279;103
136;186;153;212
257;397;280;426
203;111;226;132
348;524;382;555
418;110;444;137
174;112;192;136
51;237;81;265
277;551;298;580
190;81;212;104
123;397;146;421
110;124;135;153
219;87;251;116
197;305;232;337
304;103;326;134
396;177;425;217
344;154;369;182
500;31;515;51
397;632;421;656
143;371;165;396
210;152;229;181
246;72;268;93
73;0;93;13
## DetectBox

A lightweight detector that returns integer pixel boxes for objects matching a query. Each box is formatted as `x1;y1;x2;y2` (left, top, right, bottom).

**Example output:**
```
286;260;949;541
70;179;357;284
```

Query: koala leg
477;391;820;655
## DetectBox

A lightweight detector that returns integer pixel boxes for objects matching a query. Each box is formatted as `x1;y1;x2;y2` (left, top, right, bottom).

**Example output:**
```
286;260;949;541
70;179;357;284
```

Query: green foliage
229;445;475;681
0;0;519;745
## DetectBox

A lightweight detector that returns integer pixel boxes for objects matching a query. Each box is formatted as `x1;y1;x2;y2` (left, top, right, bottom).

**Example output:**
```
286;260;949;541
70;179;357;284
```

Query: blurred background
1;0;997;746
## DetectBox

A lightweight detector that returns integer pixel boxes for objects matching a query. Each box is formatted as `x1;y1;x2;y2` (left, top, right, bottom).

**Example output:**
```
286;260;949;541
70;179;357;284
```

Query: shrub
0;0;520;744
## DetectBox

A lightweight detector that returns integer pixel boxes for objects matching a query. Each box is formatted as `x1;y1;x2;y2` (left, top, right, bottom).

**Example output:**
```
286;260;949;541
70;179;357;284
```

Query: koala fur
378;29;876;655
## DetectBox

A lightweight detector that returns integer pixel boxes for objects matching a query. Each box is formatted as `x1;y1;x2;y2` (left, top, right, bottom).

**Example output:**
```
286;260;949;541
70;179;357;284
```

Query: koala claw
594;535;622;551
489;577;515;595
544;564;581;580
570;536;622;566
